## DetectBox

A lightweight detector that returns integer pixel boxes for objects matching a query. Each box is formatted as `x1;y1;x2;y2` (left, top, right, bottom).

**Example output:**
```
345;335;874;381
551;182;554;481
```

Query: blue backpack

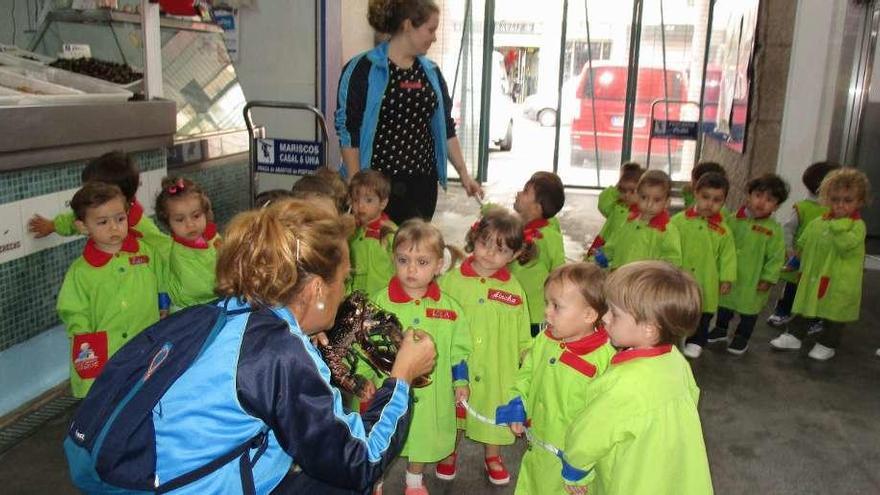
63;300;264;493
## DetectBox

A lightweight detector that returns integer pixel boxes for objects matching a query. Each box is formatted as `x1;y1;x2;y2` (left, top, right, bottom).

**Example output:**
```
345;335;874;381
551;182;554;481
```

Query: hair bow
167;178;186;195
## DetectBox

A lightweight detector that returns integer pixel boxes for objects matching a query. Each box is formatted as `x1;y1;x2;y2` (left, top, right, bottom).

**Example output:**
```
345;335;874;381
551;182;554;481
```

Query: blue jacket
152;298;411;493
335;42;456;188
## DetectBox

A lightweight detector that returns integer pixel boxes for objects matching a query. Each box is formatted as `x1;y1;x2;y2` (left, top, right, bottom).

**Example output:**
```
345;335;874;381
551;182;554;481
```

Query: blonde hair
216;199;355;308
819;168;872;206
545;263;607;319
605;261;701;345
637;169;672;197
393;218;462;271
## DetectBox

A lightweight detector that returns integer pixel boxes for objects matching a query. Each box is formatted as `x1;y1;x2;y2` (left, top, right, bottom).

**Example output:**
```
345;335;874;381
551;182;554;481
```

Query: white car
522;77;577;127
452;51;514;151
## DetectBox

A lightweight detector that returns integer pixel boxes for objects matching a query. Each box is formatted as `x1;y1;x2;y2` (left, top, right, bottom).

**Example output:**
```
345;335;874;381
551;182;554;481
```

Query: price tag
60;44;92;60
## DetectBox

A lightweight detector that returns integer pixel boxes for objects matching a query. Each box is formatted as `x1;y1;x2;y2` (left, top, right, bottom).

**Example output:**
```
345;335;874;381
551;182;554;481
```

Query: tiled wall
0;150;166;352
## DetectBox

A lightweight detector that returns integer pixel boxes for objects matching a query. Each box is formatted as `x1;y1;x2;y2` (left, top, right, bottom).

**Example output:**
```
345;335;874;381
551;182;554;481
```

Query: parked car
522;77;577;127
452;51;514;151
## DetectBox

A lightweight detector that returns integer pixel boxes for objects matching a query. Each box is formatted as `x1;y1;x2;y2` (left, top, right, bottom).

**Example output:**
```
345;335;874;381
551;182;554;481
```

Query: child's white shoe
683;343;703;358
770;333;802;351
808;343;835;361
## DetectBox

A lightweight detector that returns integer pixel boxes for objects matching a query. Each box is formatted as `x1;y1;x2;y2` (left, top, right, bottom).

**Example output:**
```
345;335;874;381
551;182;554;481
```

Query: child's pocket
817;276;830;299
71;332;108;379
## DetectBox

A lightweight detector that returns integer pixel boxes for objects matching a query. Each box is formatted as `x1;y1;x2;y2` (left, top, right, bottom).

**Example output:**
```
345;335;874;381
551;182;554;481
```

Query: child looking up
511;171;567;335
348;170;397;297
505;263;615;495
770;168;870;361
587;165;644;262
672;172;736;359
372;219;471;495
155;177;220;310
597;162;643;218
602;169;681;269
709;174;788;355
57;182;166;397
561;261;712;495
438;207;532;485
767;161;841;328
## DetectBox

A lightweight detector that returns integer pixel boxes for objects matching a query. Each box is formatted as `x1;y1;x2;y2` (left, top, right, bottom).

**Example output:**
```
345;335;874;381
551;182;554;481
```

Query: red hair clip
167;178;186;195
470;219;482;232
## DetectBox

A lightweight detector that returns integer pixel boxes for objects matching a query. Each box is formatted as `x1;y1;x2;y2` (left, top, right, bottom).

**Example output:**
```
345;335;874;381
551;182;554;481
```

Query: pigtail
444;244;467;274
517;240;538;266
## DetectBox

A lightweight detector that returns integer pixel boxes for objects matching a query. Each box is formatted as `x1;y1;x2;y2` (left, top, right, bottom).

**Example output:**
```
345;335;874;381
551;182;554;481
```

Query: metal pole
621;0;644;162
583;0;602;185
695;0;716;161
552;0;569;174
477;0;496;183
659;0;673;173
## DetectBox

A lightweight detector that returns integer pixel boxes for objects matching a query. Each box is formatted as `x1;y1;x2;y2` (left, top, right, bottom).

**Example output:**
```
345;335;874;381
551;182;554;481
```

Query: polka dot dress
372;60;437;177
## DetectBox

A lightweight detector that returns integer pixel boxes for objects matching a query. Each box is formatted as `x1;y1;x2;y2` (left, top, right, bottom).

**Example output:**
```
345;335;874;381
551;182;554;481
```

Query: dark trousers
686;313;715;347
383;172;439;225
272;468;372;495
773;281;798;316
715;307;758;341
788;318;844;349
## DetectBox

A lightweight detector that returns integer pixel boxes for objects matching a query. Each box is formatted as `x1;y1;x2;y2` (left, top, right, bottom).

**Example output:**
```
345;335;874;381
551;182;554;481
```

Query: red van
569;62;688;164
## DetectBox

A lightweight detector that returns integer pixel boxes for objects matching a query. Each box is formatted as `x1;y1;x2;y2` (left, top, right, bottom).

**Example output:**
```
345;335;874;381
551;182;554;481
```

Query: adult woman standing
148;199;436;494
336;0;483;225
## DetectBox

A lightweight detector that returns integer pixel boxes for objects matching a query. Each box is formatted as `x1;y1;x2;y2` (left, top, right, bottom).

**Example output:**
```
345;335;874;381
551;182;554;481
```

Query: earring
316;301;325;311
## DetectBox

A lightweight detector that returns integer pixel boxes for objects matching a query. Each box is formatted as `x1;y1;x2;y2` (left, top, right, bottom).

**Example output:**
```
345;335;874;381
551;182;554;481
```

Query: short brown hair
466;206;536;264
619;161;645;185
81;151;140;202
70;182;127;221
215;199;355;308
691;161;725;183
605;261;701;345
154;177;214;229
803;161;842;196
819;168;872;206
526;171;565;218
747;173;789;204
291;175;336;204
350;169;391;201
695;171;729;197
545;263;608;319
314;167;349;213
637;169;672;197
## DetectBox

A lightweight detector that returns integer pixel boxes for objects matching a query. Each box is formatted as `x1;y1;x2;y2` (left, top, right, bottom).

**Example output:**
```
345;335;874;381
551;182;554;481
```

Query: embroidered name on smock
129;255;150;265
426;308;458;321
487;289;522;306
751;224;774;237
707;222;726;235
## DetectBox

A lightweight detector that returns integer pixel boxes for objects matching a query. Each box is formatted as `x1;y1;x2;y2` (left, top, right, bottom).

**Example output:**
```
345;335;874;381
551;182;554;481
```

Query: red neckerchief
82;231;141;268
172;222;217;249
627;204;670;232
128;200;144;227
387;276;442;303
460;256;511;282
544;325;610;355
685;206;724;226
364;213;390;240
523;218;549;243
611;344;674;365
822;210;862;220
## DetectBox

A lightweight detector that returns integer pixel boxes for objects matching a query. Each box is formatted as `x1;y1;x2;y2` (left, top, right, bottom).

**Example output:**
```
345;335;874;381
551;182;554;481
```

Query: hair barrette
167;178;186;195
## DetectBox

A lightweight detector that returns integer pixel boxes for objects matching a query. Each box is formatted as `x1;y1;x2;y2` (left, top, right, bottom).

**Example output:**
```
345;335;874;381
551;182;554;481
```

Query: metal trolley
243;100;331;207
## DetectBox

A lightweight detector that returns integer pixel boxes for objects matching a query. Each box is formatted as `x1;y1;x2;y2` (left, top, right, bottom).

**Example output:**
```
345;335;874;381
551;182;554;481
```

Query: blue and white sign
651;119;700;140
255;138;324;175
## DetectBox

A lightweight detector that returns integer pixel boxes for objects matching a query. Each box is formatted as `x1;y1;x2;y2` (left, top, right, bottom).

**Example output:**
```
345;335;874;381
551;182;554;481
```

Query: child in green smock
372;219;471;495
562;261;713;495
770;168;870;361
708;174;788;355
602;170;681;269
502;263;614;494
437;207;532;486
511;172;567;335
348;170;397;297
57;182;165;398
681;161;726;209
672;172;736;359
27;151;171;258
767;161;840;329
587;164;644;264
154;177;220;310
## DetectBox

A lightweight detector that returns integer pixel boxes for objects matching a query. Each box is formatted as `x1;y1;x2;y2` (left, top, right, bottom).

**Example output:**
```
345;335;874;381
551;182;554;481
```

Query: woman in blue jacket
336;0;483;224
150;199;436;494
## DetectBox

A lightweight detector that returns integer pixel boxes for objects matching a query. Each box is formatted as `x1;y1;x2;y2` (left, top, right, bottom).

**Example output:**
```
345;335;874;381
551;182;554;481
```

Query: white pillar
140;0;163;99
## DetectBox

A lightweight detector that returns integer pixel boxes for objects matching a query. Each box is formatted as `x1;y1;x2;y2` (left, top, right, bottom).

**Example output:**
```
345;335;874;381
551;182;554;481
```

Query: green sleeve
829;218;866;253
661;223;683;267
512;336;536;404
761;224;785;284
517;296;533;357
597;187;619;218
718;230;737;283
53;211;78;237
549;232;566;270
451;303;472;387
57;265;91;337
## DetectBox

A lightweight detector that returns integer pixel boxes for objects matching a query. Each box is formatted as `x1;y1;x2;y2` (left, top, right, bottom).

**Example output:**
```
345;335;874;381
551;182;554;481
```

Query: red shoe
435;452;457;480
484;455;510;485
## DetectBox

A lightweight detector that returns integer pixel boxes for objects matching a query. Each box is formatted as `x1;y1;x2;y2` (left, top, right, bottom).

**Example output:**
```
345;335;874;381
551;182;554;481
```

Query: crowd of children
35;149;873;494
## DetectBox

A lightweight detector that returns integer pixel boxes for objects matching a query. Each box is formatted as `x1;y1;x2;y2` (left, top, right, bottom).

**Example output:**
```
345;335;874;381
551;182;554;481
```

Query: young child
767;161;841;328
709;174;788;355
503;263;615;495
597;162;643;218
254;189;294;208
682;161;726;209
290;173;340;213
372;219;471;495
511;171;567;335
602;169;681;269
561;261;712;494
315;166;350;214
154;177;220;310
671;172;736;359
437;207;532;485
770;168;870;361
348;170;397;297
57;182;166;398
28;151;170;255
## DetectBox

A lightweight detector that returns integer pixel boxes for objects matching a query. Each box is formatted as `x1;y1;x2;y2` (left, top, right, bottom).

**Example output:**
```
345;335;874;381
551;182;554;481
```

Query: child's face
350;187;388;226
637;184;669;219
472;234;517;274
76;196;128;252
694;187;726;218
514;185;542;219
617;180;639;206
544;280;597;341
746;190;780;219
394;242;444;296
167;194;207;241
826;187;862;219
602;302;655;348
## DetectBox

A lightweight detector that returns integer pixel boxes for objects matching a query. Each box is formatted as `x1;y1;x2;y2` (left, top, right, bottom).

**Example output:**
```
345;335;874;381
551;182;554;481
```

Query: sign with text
255;138;323;175
651;119;700;140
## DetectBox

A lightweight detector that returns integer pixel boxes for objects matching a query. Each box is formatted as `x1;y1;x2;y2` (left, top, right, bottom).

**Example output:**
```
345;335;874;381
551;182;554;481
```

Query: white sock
405;471;423;488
